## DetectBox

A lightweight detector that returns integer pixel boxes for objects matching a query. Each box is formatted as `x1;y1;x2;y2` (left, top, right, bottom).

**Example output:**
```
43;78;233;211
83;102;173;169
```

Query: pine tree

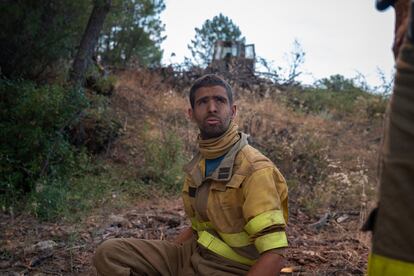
97;0;166;67
0;0;91;80
187;13;245;66
71;0;112;87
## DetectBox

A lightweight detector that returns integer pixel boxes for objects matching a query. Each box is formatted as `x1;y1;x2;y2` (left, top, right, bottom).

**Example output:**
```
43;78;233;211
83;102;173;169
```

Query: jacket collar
184;133;249;186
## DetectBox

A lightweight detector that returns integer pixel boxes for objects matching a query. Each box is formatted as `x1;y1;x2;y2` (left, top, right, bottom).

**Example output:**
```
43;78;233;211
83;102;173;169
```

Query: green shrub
93;75;116;96
69;92;121;154
284;86;386;120
140;128;186;193
0;2;91;80
0;79;87;217
276;74;385;118
29;177;70;220
355;95;388;119
85;65;116;96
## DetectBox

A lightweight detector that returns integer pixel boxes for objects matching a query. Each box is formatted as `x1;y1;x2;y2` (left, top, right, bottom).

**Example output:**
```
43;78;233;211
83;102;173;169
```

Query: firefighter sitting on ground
93;74;289;275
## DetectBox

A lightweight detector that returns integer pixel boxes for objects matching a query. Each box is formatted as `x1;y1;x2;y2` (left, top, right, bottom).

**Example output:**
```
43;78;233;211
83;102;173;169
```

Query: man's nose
207;100;217;112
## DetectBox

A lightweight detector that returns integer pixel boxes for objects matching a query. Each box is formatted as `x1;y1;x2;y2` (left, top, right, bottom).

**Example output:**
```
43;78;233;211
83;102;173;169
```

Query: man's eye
198;99;208;105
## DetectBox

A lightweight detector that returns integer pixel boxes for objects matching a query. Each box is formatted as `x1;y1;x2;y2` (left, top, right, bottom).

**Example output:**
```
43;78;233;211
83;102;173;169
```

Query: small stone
0;260;11;269
28;240;58;252
109;214;131;228
336;214;349;223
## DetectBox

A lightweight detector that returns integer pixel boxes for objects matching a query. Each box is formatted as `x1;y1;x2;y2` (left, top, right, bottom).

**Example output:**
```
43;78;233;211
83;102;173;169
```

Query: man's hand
173;227;194;245
246;251;285;276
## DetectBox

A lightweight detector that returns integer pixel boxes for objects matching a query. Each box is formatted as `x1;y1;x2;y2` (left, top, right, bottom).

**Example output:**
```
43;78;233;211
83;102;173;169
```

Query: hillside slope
1;69;385;275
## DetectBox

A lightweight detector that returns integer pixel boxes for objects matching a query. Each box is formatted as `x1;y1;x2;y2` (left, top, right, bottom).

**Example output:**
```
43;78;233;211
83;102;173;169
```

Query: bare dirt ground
1;197;371;276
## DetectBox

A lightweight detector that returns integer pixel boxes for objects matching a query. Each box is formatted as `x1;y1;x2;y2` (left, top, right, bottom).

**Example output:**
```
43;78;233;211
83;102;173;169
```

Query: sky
160;0;396;87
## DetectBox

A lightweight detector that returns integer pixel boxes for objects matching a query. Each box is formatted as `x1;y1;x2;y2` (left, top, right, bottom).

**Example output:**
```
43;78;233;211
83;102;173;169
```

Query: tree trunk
70;0;111;88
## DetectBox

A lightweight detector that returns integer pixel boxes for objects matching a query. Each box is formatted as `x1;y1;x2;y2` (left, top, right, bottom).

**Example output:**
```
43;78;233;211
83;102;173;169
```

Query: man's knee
93;239;128;274
95;239;118;260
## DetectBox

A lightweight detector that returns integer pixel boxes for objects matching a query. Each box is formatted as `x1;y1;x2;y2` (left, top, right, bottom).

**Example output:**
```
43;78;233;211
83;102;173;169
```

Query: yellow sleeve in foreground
368;253;414;276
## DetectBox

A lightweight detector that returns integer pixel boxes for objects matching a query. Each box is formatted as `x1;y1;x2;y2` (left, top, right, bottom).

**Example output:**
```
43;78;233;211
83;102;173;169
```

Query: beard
199;116;231;139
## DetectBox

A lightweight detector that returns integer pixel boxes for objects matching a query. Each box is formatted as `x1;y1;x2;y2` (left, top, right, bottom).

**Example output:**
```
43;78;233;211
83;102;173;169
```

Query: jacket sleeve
242;166;289;253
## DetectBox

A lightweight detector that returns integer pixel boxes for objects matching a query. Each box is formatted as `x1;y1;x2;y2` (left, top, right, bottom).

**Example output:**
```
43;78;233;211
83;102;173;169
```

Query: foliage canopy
314;74;363;92
0;0;166;80
0;1;91;80
98;0;166;67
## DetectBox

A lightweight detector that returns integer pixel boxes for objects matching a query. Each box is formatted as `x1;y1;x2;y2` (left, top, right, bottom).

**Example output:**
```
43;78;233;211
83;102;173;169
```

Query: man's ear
188;108;193;120
231;104;237;120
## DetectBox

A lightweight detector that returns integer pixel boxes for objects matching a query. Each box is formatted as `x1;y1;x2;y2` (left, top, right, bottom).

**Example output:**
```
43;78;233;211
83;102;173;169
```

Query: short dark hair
189;74;233;109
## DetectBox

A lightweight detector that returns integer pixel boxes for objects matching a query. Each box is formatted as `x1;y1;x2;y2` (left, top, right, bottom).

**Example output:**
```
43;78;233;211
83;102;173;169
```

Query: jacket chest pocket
182;182;196;218
207;174;246;232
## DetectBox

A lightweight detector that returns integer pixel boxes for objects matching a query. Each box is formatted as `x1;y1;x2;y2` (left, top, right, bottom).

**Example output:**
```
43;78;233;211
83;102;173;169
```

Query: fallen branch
29;251;54;268
308;212;330;230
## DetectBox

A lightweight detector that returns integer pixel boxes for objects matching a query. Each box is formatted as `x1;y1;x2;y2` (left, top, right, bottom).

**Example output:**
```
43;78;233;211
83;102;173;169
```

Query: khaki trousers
93;237;250;276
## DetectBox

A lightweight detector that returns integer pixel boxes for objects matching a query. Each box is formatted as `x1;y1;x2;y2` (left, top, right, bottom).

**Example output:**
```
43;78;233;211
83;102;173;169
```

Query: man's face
188;85;236;139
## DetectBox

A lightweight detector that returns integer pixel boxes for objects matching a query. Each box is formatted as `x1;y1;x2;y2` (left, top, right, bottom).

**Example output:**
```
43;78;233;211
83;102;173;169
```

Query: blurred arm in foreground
366;0;414;274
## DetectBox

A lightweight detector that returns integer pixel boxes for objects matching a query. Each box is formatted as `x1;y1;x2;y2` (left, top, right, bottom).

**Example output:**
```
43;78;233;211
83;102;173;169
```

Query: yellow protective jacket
182;133;288;265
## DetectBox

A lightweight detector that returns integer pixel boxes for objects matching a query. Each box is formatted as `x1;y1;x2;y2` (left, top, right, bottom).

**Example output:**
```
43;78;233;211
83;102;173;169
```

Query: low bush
85;65;116;96
139;128;187;193
283;85;387;120
0;79;87;218
69;92;121;154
